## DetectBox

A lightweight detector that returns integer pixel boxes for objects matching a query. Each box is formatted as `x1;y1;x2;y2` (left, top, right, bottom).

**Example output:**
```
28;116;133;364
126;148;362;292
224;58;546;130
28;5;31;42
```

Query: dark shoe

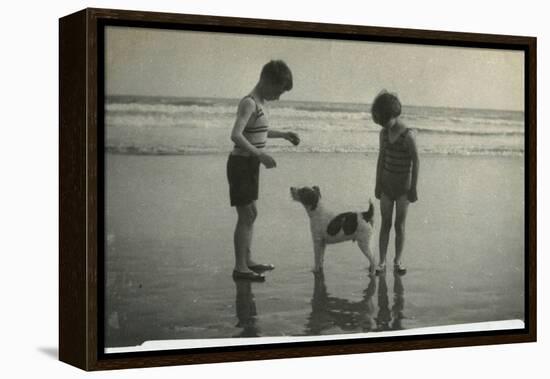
248;263;275;273
233;270;266;282
394;263;407;276
375;263;386;276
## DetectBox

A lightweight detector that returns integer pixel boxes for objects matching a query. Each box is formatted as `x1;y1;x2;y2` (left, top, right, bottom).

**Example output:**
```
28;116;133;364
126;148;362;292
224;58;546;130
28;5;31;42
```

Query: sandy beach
104;152;525;348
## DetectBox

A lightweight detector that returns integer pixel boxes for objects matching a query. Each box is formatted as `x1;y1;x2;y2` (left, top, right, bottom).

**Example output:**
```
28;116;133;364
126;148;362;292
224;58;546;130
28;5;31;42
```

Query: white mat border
105;319;525;353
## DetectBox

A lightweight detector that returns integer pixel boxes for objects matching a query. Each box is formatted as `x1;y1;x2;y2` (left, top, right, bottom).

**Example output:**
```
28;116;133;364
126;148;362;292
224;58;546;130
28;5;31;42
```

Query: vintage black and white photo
102;25;525;353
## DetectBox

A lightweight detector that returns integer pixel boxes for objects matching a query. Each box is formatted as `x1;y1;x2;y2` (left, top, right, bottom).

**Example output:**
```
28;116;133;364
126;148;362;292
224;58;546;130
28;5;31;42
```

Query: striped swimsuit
380;128;413;200
232;95;268;156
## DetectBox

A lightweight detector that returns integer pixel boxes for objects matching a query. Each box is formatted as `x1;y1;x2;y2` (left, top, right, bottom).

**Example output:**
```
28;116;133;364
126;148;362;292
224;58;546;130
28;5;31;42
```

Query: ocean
105;95;524;156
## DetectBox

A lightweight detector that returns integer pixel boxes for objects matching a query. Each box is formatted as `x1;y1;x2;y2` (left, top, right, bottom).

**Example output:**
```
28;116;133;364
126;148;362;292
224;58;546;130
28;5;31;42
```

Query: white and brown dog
290;186;376;275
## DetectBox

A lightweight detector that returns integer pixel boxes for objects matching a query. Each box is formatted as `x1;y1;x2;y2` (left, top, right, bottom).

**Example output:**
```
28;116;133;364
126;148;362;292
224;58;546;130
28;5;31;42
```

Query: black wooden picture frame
59;7;536;371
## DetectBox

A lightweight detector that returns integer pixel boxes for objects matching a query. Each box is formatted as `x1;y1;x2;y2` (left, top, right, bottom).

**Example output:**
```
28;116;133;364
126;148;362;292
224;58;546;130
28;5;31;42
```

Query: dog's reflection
233;278;260;337
376;272;405;331
306;271;406;335
306;271;377;335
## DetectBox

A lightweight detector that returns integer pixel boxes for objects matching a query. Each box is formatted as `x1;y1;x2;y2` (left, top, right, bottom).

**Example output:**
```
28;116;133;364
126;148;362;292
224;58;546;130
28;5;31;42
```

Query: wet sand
104;152;525;348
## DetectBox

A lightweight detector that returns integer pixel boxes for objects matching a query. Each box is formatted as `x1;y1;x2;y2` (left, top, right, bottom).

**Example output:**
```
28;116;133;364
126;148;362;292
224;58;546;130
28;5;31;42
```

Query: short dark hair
260;60;293;91
371;90;401;126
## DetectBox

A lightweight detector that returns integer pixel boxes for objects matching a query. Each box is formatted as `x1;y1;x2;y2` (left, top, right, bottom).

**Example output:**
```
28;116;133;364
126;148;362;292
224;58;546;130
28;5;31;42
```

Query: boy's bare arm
268;130;300;145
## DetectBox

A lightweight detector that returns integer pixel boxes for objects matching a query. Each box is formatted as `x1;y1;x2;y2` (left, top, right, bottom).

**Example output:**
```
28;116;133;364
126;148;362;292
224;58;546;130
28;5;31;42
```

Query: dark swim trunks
380;128;412;201
227;154;260;207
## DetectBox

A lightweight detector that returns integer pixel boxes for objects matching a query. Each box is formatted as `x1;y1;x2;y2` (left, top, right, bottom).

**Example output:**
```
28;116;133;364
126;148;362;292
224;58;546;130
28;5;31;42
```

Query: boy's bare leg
234;202;257;273
378;194;394;269
394;196;410;266
244;202;259;266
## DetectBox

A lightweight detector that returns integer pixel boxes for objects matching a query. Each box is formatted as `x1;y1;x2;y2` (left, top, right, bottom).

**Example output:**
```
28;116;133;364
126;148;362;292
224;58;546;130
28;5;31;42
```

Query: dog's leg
313;239;326;273
357;236;376;275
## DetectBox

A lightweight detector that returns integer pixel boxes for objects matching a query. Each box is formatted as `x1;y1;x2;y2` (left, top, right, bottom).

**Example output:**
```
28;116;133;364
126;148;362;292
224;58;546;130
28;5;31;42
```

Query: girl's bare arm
406;130;420;202
375;130;384;199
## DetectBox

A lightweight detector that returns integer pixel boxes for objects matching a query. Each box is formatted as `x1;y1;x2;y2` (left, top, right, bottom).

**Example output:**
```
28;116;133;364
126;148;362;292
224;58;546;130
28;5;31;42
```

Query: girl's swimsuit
380;128;413;201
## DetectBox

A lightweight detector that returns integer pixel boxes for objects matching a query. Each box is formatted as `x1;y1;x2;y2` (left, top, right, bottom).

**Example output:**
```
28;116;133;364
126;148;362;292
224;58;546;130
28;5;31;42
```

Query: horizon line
105;93;525;113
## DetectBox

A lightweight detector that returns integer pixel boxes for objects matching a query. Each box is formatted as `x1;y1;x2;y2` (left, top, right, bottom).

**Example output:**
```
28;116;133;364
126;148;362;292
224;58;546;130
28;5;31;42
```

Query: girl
372;91;419;275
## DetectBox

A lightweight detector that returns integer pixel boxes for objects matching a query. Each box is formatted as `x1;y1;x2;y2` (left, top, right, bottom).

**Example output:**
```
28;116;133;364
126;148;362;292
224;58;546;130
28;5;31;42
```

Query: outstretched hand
285;132;300;146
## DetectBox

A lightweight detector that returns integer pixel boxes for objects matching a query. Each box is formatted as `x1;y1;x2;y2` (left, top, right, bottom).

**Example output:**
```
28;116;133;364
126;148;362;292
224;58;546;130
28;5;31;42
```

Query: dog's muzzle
290;187;298;200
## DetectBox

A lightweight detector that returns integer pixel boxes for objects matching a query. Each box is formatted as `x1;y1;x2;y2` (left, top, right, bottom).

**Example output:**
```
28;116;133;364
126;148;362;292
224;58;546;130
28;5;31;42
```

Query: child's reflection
233;278;260;337
376;272;405;331
305;271;377;335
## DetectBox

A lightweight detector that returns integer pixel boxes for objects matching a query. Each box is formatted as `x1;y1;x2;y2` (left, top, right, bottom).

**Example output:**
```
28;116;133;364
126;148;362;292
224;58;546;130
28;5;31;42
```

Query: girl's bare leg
378;194;394;270
394;196;410;267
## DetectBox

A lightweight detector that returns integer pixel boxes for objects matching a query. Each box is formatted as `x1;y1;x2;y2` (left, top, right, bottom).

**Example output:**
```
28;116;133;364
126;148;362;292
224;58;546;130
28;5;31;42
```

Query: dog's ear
312;186;321;198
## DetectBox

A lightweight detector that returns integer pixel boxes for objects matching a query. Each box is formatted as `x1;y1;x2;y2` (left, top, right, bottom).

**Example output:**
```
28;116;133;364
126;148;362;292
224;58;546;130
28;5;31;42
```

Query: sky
105;26;524;111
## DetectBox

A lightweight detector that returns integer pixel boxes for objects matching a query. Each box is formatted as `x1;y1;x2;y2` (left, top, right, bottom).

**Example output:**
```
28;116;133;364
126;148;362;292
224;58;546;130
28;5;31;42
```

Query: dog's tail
361;199;375;225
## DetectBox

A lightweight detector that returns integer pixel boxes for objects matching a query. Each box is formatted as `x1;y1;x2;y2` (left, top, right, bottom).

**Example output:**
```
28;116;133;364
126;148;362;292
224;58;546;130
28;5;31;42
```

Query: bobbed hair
260;60;293;91
370;90;402;126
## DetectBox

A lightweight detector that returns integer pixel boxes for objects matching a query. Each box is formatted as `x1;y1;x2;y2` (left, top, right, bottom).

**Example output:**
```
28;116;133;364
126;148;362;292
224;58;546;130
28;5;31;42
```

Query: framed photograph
59;8;536;371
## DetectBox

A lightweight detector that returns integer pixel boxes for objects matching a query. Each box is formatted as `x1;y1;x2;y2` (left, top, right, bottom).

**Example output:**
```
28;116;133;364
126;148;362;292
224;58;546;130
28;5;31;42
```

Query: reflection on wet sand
233;278;260;337
107;270;406;347
305;271;406;335
305;271;377;335
377;272;405;331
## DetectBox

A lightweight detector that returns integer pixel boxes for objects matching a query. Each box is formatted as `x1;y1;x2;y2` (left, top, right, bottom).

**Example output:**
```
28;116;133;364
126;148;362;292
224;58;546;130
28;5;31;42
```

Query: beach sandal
248;263;275;273
394;263;407;276
232;270;265;282
375;263;386;275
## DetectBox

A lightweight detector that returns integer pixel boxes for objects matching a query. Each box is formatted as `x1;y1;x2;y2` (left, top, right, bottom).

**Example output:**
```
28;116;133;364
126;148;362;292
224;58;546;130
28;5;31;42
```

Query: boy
227;60;300;281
